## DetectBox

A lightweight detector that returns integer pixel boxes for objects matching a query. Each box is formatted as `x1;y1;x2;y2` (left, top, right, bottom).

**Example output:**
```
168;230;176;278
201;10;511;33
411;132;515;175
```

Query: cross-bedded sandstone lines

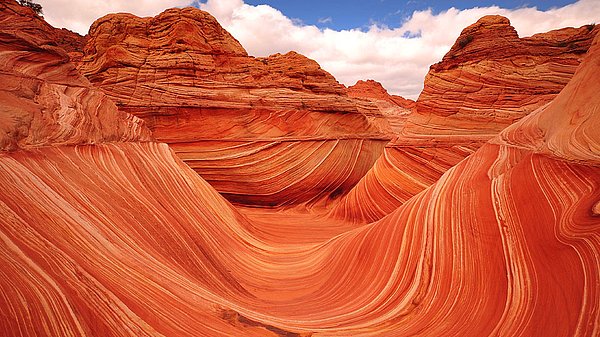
415;15;599;139
0;2;150;151
1;2;600;336
329;143;478;223
77;7;393;207
2;141;599;337
171;139;387;206
347;79;416;111
329;16;599;223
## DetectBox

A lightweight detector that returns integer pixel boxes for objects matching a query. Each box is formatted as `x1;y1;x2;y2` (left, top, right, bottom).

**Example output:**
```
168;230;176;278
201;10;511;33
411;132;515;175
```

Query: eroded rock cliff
347;79;416;110
0;1;149;151
414;15;598;139
78;7;391;206
1;4;599;337
331;16;599;223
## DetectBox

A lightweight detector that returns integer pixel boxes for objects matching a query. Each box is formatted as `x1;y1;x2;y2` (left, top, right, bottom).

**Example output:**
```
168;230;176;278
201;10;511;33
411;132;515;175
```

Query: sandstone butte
347;79;416;111
330;15;600;223
1;1;600;336
346;79;415;135
77;7;393;207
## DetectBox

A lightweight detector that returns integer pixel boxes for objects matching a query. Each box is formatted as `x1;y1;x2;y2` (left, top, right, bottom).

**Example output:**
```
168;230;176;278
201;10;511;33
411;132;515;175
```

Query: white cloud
37;0;600;99
37;0;190;35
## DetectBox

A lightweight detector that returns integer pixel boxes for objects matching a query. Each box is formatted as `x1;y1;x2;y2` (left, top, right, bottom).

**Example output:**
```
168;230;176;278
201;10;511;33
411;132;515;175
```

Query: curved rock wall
0;1;150;151
1;4;599;336
78;7;391;206
330;16;599;223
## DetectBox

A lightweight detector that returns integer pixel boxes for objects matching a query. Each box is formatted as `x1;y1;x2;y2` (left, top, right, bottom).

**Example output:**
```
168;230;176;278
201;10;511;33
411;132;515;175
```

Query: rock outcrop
1;9;599;336
331;16;600;223
347;79;416;110
413;15;598;140
1;1;86;60
0;1;149;151
78;7;391;206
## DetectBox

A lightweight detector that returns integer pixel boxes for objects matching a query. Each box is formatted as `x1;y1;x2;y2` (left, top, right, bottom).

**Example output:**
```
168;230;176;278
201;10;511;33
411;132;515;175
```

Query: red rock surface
0;1;149;151
1;0;86;60
348;79;416;110
78;7;391;206
414;15;598;140
346;79;414;136
329;144;478;222
1;4;600;337
330;16;599;223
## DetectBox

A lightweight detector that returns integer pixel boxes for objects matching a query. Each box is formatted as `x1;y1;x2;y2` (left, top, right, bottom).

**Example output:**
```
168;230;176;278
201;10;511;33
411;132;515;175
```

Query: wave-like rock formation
78;7;391;206
329;143;478;222
413;15;598;140
330;16;599;223
1;3;600;336
0;1;149;151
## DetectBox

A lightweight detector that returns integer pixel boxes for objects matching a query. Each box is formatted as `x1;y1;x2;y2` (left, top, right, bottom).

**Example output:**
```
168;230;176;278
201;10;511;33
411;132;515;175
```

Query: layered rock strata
346;79;414;135
347;79;416;110
78;7;391;206
1;4;600;336
331;16;599;223
413;15;599;140
0;1;149;151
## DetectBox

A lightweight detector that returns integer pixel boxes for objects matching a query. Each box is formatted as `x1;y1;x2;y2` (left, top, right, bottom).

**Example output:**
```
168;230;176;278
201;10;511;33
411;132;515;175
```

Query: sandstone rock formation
346;79;414;136
1;3;600;337
1;1;86;60
0;1;148;151
413;15;598;140
78;7;391;206
330;16;600;223
329;143;477;222
347;79;416;110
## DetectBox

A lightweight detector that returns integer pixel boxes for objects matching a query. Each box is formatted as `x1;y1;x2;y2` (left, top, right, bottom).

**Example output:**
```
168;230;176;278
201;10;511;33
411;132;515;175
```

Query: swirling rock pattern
78;7;391;206
330;16;599;223
329;143;478;223
2;136;599;337
413;15;599;139
0;1;150;151
1;3;600;337
173;139;387;206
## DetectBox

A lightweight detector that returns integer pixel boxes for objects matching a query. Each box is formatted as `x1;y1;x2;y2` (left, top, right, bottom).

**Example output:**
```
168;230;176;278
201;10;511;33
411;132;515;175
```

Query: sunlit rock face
330;16;599;223
78;7;392;207
0;1;86;61
413;15;599;140
347;79;416;111
1;2;600;336
0;1;147;151
346;79;414;137
329;143;478;223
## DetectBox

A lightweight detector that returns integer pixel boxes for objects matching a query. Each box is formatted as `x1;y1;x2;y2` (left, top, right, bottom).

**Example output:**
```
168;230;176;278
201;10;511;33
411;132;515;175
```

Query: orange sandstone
0;1;149;151
1;4;599;337
331;16;599;223
79;7;392;206
347;79;416;110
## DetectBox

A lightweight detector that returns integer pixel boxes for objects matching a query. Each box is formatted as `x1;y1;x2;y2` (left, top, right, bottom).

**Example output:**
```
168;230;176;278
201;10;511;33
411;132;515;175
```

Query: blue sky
244;0;579;30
